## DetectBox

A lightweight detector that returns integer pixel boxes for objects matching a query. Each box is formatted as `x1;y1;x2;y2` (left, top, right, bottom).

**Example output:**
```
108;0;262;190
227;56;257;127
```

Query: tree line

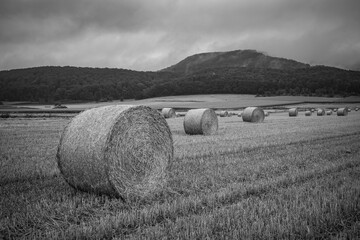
0;65;359;103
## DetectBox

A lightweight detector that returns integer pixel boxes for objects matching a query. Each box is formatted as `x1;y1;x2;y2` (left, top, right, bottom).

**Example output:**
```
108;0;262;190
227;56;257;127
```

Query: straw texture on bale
289;108;298;117
176;112;187;117
317;108;325;116
161;108;176;118
57;105;173;199
305;111;312;116
337;108;348;116
219;111;228;117
326;110;333;115
242;107;265;123
184;108;218;135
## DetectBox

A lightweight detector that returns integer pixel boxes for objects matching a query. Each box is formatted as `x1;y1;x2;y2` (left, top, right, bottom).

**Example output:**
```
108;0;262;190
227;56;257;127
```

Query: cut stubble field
0;111;360;239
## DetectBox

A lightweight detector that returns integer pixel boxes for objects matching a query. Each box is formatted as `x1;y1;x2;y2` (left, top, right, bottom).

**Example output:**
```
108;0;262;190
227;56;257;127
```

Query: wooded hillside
1;50;360;103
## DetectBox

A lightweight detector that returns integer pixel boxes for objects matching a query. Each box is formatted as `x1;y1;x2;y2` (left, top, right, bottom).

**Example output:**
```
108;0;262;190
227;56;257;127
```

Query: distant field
1;110;360;239
2;94;360;112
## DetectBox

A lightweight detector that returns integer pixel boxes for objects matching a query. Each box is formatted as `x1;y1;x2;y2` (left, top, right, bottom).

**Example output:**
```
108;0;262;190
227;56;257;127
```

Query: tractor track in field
65;134;360;238
174;131;360;161
71;159;360;238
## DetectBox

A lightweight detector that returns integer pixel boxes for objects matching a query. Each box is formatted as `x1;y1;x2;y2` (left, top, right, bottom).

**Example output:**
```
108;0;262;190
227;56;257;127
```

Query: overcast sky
1;0;360;71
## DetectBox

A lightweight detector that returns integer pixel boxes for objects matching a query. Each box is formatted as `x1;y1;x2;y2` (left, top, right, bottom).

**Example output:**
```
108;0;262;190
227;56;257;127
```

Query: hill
0;50;360;102
161;49;310;74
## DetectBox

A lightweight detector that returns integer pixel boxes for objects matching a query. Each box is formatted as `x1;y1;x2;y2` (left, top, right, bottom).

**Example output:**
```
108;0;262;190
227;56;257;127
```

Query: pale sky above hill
0;0;360;71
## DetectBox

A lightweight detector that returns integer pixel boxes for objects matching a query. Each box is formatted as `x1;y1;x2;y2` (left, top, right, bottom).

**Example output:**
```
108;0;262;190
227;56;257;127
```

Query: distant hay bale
326;110;333;115
333;108;337;112
317;108;325;116
289;108;298;117
305;110;312;116
161;108;176;118
237;112;242;117
242;107;265;123
337;108;348;116
57;105;173;199
184;108;218;135
355;107;359;111
265;112;270;117
311;109;315;112
219;111;228;117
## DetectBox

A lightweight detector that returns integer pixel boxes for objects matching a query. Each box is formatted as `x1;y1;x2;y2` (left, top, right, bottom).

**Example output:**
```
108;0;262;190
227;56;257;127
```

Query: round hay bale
305;110;312;116
237;112;242;117
184;108;218;135
326;110;333;115
289;108;298;117
161;108;176;118
219;111;228;117
337;108;348;116
242;107;265;123
355;107;359;111
311;109;315;112
333;108;337;112
265;111;270;117
57;105;173;199
317;108;325;116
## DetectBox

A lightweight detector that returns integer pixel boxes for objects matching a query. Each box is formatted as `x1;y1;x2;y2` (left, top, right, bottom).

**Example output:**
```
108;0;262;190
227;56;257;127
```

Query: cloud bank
1;0;360;71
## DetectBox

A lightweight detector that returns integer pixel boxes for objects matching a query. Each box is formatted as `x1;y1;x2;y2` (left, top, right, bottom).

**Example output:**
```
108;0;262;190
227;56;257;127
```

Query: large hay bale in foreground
57;105;173;199
184;108;218;135
219;111;228;117
305;110;312;116
289;108;298;117
317;108;325;116
337;108;348;116
242;107;265;123
176;112;187;117
161;108;176;118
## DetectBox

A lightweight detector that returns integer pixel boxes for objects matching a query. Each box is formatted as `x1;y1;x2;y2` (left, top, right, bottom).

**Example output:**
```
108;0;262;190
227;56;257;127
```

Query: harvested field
1;110;360;239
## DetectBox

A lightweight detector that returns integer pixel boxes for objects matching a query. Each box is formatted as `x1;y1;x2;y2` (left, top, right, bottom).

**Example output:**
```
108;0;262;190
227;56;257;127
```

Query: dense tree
0;65;359;102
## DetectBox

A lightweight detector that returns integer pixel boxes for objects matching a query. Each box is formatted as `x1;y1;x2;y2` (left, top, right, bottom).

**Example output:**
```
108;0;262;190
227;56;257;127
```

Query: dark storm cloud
0;0;360;71
0;0;171;43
